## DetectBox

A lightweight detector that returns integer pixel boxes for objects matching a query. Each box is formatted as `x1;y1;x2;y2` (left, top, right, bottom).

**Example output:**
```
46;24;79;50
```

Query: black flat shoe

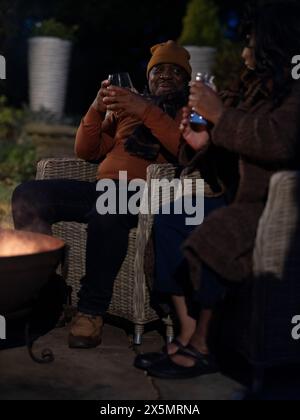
147;344;219;379
134;351;166;370
134;339;186;371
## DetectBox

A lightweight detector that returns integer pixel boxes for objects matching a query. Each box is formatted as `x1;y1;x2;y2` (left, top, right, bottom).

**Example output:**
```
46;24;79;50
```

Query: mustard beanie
147;40;192;79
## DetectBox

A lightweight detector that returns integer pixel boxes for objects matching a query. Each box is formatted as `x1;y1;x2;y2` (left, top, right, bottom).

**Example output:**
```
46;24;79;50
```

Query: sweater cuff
83;106;106;125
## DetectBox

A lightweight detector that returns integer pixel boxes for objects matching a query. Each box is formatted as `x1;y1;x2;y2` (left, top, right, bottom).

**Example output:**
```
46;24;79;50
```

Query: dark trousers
12;179;138;316
153;196;226;313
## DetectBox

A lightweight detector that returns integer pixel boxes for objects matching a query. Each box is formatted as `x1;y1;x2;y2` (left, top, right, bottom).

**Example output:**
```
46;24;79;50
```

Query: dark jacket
182;72;300;288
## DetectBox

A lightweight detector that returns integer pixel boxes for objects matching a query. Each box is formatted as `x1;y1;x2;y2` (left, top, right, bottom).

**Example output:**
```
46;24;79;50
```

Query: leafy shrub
0;95;36;183
178;0;222;47
0;95;25;141
0;141;36;183
213;39;243;91
31;18;78;42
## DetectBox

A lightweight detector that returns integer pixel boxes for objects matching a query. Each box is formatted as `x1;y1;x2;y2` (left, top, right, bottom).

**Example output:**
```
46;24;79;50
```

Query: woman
135;1;300;379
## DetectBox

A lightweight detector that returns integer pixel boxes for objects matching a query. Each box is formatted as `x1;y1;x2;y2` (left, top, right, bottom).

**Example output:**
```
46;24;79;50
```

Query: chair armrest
146;163;203;183
36;158;98;182
135;162;204;290
136;162;204;245
140;162;207;221
146;163;182;183
253;170;300;279
138;163;183;231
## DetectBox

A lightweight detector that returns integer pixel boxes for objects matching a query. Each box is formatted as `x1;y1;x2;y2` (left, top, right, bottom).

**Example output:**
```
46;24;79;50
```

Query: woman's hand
189;81;224;125
103;86;148;119
180;107;211;152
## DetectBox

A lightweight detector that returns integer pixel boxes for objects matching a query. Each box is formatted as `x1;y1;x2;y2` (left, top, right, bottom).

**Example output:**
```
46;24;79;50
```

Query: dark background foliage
0;0;250;115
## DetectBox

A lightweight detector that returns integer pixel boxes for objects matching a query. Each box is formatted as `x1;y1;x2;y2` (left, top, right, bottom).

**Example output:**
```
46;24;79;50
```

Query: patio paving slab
0;325;157;400
3;324;287;401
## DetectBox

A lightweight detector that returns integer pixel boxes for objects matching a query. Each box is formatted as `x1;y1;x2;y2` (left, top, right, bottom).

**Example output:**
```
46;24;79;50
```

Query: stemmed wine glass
106;72;136;117
108;72;134;90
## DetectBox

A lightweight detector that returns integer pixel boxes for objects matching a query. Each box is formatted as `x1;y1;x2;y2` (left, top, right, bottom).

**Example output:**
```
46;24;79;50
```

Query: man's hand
92;80;111;113
189;81;224;125
180;107;210;152
102;86;149;119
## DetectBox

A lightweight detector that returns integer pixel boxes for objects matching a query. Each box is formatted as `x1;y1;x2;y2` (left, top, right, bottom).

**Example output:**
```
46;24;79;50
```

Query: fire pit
0;229;65;319
0;229;65;363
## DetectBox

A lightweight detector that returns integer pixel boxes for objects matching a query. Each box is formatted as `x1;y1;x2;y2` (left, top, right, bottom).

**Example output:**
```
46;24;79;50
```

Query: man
12;40;192;349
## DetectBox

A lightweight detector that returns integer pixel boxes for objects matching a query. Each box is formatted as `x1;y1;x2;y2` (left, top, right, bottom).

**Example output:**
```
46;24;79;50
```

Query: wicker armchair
36;158;203;344
234;171;300;369
36;158;300;371
214;170;300;392
36;158;161;345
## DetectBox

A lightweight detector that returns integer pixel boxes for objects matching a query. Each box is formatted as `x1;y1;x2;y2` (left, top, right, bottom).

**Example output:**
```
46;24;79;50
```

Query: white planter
184;46;217;80
28;37;72;118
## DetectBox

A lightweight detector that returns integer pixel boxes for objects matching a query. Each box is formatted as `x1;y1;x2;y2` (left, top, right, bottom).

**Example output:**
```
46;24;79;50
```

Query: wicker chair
230;170;300;388
36;158;204;344
36;158;300;373
36;158;162;345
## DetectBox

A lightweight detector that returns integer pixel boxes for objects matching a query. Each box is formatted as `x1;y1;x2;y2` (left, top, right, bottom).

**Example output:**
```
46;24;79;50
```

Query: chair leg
163;315;174;344
134;324;144;346
166;326;174;344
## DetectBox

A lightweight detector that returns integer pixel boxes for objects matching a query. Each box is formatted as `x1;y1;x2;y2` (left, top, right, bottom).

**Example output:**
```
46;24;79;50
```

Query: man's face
148;63;188;96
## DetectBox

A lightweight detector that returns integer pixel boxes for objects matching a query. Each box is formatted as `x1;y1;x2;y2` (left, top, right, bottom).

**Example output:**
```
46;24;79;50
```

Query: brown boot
68;312;103;349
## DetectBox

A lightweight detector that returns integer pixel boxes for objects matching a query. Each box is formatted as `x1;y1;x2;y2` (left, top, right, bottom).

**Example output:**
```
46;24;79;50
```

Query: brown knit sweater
182;76;300;288
75;104;183;180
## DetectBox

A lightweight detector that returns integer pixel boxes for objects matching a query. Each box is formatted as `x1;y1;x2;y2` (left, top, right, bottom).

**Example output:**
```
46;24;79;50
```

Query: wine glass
189;72;215;129
108;72;134;90
105;72;136;118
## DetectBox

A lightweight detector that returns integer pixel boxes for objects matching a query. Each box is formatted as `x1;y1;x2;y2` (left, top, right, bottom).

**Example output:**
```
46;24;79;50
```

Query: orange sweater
75;103;182;180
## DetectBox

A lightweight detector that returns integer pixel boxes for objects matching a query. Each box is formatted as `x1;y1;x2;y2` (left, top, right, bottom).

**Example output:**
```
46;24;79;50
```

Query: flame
0;229;64;258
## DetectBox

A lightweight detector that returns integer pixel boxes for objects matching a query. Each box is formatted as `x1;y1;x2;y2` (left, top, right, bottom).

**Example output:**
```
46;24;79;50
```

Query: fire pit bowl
0;229;65;319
